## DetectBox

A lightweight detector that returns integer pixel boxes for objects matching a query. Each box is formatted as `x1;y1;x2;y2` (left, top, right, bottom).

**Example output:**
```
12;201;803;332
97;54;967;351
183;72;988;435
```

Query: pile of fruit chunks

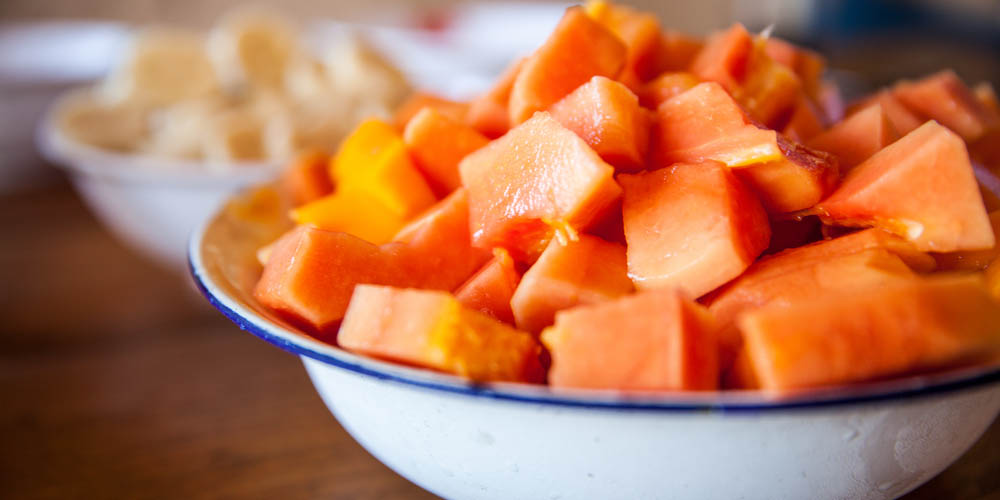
256;1;1000;394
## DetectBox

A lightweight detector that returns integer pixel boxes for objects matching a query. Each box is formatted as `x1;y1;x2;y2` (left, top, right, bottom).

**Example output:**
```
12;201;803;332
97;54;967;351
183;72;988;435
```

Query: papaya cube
584;0;663;87
455;248;522;324
974;82;1000;117
620;161;770;297
893;70;1000;142
986;256;1000;301
657;30;704;74
253;226;408;335
637;71;699;109
816;121;995;252
849;90;923;136
933;210;1000;271
338;285;545;383
652;82;839;213
403;107;490;197
459;112;622;262
330;119;436;219
781;95;826;143
393;189;492;291
466;58;524;139
807;104;900;174
763;37;825;100
732;40;803;129
689;23;753;92
290;189;407;244
550;76;649;172
281;150;333;206
740;274;1000;392
508;6;626;125
393;92;468;130
510;234;633;333
541;289;718;391
709;248;917;370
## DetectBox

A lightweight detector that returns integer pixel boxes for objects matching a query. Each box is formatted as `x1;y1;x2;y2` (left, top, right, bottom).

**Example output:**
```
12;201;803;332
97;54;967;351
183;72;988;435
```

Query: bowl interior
190;187;1000;412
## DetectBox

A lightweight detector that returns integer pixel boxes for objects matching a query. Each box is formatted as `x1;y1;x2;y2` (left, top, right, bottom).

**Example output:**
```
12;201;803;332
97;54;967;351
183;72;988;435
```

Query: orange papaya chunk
393;92;468;130
620;161;770;297
330;119;437;219
933;210;1000;271
724;347;760;390
454;248;522;324
807;104;900;174
974;82;1000;117
403;107;490;197
459;112;622;262
465;58;525;139
709;248;917;371
986;256;1000;301
253;226;408;335
732;39;803;129
763;37;825;100
541;289;718;391
584;0;663;87
848;90;922;136
549;76;649;172
816;121;995;252
657;30;704;74
652;82;838;213
637;71;699;109
281;150;333;206
508;7;626;125
893;70;1000;142
689;23;753;92
510;234;633;333
781;95;826;143
291;189;407;244
339;285;545;383
393;189;492;291
740;274;1000;393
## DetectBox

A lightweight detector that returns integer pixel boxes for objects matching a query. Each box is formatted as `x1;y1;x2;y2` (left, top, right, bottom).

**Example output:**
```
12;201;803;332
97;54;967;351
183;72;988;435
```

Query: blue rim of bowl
189;216;1000;413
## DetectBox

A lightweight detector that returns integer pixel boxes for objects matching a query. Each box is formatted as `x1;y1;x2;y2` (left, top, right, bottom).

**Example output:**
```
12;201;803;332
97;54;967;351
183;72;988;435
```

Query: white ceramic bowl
37;95;280;271
189;195;1000;500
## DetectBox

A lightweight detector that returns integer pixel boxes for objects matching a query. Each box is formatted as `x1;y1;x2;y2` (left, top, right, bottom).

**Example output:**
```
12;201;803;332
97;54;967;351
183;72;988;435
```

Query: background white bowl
189;194;1000;500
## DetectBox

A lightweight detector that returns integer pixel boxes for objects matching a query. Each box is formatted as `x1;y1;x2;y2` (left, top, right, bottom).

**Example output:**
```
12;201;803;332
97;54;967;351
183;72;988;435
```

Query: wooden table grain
2;184;998;500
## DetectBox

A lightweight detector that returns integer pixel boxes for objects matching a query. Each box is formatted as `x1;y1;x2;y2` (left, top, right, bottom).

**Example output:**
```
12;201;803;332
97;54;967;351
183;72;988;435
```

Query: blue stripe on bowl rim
188;220;1000;414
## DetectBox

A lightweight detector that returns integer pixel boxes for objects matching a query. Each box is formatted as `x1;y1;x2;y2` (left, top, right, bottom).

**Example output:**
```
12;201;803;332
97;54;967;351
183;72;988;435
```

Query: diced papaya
510;234;633;333
723;347;759;390
933;210;1000;271
253;226;409;335
637;71;699;109
709;248;917;370
465;58;525;139
584;0;663;88
807;104;900;174
291;189;407;244
459;112;622;262
652;82;839;213
763;37;825;101
740;274;1000;392
893;70;1000;142
971;128;1000;177
508;7;627;125
849;91;922;136
393;189;492;291
330;119;437;219
403;107;490;197
986;256;1000;301
281;150;334;206
338;285;545;383
781;95;826;143
689;23;753;92
393;92;468;130
620;161;770;297
764;215;821;255
815;121;995;252
454;248;521;324
541;289;718;391
549;76;649;171
732;39;803;129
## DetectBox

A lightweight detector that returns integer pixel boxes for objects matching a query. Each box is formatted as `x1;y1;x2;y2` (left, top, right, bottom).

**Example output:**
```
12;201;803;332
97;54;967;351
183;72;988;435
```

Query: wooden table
2;183;998;499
